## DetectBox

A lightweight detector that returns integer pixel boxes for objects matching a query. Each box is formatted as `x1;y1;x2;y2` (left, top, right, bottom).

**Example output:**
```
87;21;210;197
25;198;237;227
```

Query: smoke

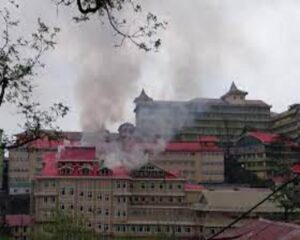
57;0;300;168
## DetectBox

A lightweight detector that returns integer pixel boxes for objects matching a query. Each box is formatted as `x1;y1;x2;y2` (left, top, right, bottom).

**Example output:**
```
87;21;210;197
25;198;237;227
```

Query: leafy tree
271;178;300;222
53;0;166;51
0;1;69;149
30;211;97;240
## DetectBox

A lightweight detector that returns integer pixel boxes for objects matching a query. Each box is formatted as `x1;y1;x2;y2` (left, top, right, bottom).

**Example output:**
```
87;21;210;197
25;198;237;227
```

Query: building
134;82;271;143
8;130;81;195
271;104;300;143
215;218;300;240
233;131;300;179
191;188;283;238
150;136;224;184
4;215;32;240
33;146;204;238
32;145;281;239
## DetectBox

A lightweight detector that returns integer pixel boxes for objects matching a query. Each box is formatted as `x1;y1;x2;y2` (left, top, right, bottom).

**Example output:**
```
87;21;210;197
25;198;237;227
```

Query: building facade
134;83;271;143
33;145;282;239
271;104;300;143
8;131;81;195
33;146;204;238
233;132;300;179
150;136;224;183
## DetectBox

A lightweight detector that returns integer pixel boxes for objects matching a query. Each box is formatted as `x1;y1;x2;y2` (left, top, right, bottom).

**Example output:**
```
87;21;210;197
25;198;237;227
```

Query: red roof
111;166;130;178
184;183;205;191
28;139;65;149
215;219;300;240
292;163;300;174
5;215;32;227
249;132;280;143
165;142;202;152
59;146;96;160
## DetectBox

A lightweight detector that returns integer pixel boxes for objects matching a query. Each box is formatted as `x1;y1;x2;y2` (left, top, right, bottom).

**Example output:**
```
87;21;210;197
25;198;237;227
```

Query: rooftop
215;218;300;240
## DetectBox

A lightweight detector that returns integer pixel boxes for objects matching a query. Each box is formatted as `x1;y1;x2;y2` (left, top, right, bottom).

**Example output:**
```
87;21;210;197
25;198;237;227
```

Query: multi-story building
8;130;81;195
150;136;224;183
134;82;271;143
33;146;204;238
33;145;282;239
271;104;300;143
233;131;300;179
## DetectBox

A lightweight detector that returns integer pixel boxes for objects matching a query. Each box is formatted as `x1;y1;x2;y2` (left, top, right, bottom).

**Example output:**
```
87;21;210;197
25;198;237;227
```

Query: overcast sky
1;0;300;135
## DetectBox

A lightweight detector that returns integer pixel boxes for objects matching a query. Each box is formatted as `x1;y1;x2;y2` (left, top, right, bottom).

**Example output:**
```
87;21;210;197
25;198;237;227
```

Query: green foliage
271;178;300;221
53;0;166;51
30;211;98;240
0;1;69;149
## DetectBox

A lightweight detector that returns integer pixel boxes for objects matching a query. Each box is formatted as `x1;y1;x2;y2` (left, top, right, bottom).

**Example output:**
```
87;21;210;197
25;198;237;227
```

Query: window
177;184;182;189
80;206;84;212
69;188;74;195
82;168;90;176
169;184;173;190
61;188;65;195
44;197;48;203
60;204;65;210
105;209;109;216
141;183;145;189
88;207;93;213
105;195;109;201
151;183;155;189
97;208;102;215
88;192;92;199
97;193;102;200
70;204;74;210
79;191;84;197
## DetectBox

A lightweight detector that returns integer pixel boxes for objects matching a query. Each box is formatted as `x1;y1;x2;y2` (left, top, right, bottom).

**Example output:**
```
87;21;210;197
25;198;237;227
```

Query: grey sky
1;0;300;135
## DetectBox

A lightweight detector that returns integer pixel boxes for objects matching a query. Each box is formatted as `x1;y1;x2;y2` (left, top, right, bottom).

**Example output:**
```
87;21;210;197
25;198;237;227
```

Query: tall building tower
134;82;271;143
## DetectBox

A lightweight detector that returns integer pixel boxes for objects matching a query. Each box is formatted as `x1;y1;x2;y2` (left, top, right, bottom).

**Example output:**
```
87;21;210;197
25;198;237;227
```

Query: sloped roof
59;146;96;160
248;132;280;143
221;82;248;99
134;89;153;103
193;189;282;213
184;183;205;191
215;218;300;240
248;131;298;146
5;215;32;227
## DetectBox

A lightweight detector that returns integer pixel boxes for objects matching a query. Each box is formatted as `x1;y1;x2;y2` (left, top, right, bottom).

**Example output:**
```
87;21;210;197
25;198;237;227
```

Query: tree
53;0;166;51
0;1;69;149
30;211;98;240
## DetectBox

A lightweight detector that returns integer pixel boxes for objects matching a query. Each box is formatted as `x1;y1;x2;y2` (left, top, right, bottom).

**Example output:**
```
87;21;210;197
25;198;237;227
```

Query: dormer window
82;168;90;176
79;164;92;176
59;164;74;176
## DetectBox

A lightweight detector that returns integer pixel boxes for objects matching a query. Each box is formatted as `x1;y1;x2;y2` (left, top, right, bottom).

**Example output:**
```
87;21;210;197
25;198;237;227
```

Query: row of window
60;204;110;216
114;225;192;234
129;196;183;204
60;189;110;201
